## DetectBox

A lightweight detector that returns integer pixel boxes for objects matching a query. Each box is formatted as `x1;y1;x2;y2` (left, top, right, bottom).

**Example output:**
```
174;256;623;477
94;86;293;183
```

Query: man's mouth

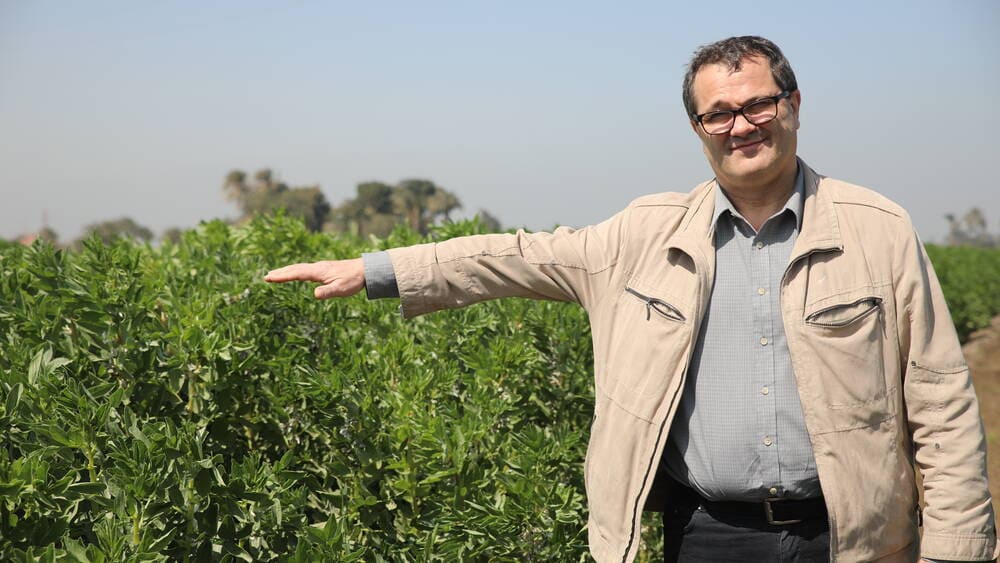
731;138;765;151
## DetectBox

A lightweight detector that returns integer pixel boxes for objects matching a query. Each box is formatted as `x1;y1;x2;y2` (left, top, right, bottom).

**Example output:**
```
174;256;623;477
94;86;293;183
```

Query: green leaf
148;528;177;552
27;348;71;386
419;469;455;485
198;502;219;537
218;516;235;541
68;481;106;495
129;425;153;450
194;468;213;496
196;540;213;563
27;348;50;386
422;523;440;561
276;470;308;481
6;383;23;414
230;545;254;562
41;424;72;447
241;492;270;504
63;538;91;563
0;480;24;499
272;498;282;526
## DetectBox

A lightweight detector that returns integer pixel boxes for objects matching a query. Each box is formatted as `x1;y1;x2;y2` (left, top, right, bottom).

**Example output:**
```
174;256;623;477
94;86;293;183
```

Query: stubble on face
690;56;801;201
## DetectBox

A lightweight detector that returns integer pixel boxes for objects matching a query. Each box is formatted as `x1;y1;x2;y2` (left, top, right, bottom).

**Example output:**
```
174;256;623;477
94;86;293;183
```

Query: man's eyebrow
700;92;778;113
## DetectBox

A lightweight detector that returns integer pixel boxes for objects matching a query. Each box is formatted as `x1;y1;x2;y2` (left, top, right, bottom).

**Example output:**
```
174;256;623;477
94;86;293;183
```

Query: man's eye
703;112;732;125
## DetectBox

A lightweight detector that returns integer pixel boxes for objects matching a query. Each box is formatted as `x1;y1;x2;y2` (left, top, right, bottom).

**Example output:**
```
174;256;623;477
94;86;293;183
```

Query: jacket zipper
617;289;693;561
777;246;842;559
619;376;686;563
624;287;686;322
804;297;882;328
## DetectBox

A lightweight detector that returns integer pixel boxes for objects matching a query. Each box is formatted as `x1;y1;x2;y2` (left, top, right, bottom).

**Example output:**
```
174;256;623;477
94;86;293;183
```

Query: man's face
689;56;801;191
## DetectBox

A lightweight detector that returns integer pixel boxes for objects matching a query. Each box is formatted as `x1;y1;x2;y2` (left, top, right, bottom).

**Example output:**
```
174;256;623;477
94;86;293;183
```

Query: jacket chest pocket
601;280;692;422
799;287;892;432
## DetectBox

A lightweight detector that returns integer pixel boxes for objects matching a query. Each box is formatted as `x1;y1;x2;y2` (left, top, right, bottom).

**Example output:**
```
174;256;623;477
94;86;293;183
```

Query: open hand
264;258;365;299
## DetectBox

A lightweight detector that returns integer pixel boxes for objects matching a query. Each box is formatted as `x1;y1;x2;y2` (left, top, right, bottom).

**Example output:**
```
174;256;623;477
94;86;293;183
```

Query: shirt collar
712;164;805;231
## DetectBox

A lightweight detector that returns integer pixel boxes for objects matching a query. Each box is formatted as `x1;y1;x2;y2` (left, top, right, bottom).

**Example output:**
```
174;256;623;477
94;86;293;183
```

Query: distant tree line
945;207;998;248
222;168;500;238
9;168;503;247
223;169;331;233
14;173;993;249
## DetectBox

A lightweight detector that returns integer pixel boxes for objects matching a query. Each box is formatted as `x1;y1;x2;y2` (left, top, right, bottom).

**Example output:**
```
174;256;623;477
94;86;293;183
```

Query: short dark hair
681;36;798;119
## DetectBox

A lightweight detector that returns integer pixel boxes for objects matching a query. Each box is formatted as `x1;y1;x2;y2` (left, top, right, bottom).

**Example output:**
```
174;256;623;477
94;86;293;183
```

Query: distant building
15;226;57;246
17;232;39;246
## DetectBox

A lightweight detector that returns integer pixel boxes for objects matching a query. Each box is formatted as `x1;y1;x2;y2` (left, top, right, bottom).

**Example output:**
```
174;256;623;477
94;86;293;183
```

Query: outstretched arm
266;208;629;317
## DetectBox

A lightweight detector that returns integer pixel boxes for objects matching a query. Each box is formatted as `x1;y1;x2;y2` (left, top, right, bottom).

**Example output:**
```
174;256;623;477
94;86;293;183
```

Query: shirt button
754;241;764;250
769;487;779;496
763;436;773;446
760;336;769;346
761;386;770;395
757;287;766;296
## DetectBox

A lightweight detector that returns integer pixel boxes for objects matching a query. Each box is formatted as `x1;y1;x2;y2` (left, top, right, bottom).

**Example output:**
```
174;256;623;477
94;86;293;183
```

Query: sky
1;1;999;244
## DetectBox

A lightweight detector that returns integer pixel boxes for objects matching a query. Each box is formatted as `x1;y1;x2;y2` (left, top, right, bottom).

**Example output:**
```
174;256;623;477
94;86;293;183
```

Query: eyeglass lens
702;99;779;135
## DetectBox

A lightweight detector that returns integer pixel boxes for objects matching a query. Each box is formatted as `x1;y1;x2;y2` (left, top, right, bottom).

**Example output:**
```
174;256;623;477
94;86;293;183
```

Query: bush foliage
925;244;1000;342
1;217;994;561
1;216;673;562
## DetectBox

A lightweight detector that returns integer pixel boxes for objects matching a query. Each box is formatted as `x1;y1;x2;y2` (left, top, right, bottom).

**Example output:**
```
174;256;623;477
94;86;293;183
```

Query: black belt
671;481;828;526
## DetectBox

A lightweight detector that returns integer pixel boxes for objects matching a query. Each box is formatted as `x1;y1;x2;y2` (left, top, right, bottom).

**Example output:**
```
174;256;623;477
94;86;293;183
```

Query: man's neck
719;164;798;232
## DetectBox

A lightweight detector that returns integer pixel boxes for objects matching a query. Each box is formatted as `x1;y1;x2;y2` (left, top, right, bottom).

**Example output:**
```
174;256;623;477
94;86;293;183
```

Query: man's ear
790;90;802;129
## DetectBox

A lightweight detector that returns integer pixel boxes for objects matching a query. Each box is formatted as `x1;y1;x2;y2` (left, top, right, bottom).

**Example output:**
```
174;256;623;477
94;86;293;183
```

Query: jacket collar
664;179;716;275
666;158;843;270
791;159;844;262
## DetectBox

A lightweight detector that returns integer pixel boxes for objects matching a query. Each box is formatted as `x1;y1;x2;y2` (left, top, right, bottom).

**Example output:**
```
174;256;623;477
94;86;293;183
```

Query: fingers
314;281;356;300
264;263;325;283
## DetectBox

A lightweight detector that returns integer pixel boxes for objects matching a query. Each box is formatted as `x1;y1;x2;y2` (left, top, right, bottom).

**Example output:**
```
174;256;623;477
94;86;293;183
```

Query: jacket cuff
921;529;999;562
924;559;995;563
361;251;400;300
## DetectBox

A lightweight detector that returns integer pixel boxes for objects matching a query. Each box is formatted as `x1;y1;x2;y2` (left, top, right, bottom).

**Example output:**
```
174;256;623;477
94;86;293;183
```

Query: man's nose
730;112;757;137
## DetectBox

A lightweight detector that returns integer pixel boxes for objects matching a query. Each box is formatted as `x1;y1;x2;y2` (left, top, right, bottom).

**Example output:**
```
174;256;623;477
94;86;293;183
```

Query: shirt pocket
603;276;692;421
801;287;891;431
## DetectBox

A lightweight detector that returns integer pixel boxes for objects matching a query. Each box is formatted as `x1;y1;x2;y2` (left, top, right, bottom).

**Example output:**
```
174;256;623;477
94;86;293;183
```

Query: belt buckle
763;498;803;525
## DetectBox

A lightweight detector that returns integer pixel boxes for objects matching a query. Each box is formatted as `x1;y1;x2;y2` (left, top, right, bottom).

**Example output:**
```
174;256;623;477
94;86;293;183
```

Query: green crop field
1;217;997;562
925;243;1000;343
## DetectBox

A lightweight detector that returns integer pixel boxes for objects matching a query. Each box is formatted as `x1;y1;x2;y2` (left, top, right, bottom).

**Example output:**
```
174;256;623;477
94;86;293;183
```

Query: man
265;36;997;562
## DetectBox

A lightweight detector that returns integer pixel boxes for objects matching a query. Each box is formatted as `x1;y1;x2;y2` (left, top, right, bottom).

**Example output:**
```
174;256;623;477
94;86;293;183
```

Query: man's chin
719;159;773;183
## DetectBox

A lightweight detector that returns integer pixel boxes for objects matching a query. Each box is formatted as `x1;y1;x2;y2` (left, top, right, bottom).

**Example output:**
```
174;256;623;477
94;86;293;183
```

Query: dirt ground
963;315;1000;520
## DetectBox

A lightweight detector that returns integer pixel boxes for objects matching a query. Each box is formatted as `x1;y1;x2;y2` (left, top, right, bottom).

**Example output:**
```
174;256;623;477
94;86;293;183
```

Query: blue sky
1;1;998;244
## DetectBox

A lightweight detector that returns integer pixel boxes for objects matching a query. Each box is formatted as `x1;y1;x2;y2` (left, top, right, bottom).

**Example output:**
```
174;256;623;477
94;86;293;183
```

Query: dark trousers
661;486;830;563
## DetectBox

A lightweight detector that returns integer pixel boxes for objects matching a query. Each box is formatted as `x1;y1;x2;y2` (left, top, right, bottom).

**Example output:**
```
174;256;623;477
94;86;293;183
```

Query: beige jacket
386;162;997;562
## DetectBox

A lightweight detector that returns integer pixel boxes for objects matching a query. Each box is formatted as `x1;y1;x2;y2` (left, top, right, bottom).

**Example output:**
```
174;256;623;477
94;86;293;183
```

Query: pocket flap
805;294;882;328
623;275;689;323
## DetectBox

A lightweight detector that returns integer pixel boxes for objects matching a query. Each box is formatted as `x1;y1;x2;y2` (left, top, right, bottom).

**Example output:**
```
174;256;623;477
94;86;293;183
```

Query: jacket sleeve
894;221;998;561
385;210;628;319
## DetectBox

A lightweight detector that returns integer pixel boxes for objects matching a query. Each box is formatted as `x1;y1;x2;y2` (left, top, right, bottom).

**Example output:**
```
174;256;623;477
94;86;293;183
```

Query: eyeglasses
693;91;791;135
